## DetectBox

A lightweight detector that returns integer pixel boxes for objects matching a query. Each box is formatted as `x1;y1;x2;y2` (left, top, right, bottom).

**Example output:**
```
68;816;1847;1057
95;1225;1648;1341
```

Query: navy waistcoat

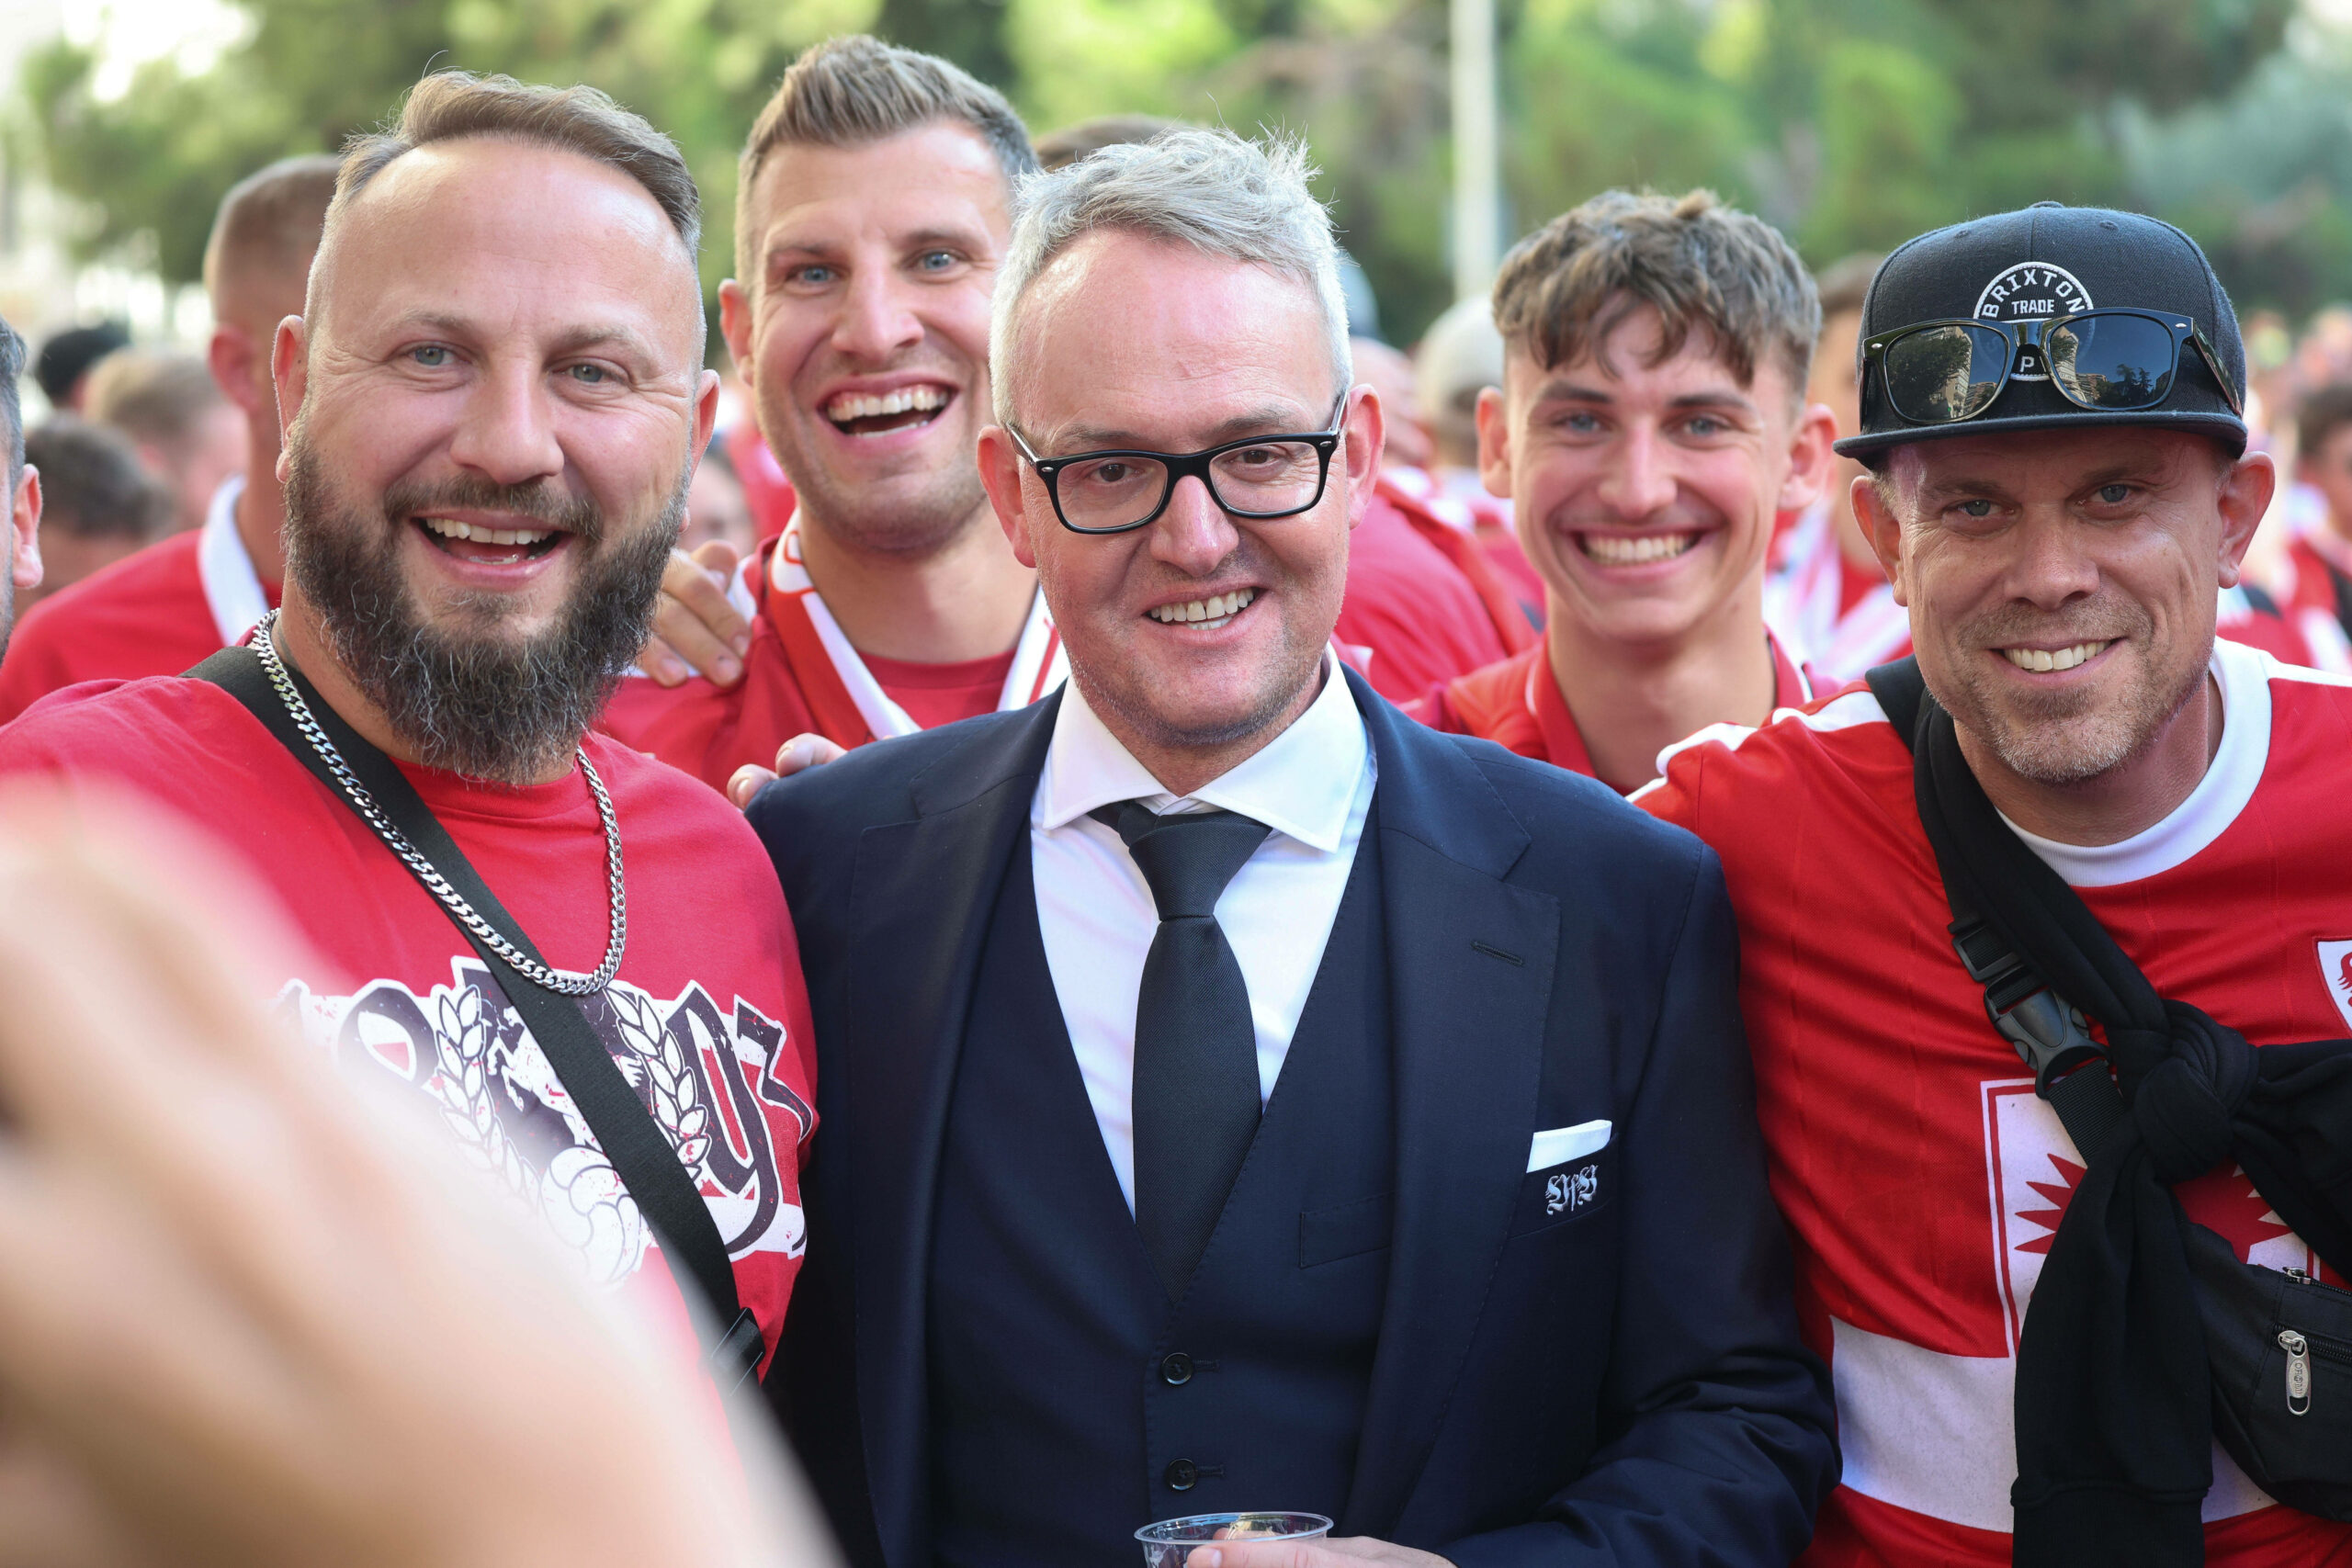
928;809;1394;1568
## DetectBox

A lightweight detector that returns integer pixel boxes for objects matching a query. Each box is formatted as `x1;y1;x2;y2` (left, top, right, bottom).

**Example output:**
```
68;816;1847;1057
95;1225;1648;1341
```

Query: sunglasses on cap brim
1860;308;2245;427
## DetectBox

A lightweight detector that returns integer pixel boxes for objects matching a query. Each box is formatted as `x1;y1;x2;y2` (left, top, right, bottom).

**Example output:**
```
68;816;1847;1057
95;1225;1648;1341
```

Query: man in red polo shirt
0;155;338;723
1418;189;1836;791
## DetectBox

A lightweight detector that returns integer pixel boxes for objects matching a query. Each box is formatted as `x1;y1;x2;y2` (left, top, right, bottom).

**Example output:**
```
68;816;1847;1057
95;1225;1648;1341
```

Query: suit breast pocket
1510;1145;1616;1238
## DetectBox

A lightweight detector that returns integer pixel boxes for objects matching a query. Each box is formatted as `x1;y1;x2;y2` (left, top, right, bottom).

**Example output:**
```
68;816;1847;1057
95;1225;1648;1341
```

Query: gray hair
989;129;1354;425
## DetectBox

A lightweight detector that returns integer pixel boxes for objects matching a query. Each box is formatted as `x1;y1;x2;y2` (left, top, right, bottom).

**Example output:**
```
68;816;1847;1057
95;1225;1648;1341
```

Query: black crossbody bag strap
1863;658;2127;1156
189;642;764;1392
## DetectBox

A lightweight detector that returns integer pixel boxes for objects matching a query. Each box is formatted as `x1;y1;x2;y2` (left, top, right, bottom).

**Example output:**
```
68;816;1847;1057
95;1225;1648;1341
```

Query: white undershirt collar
196;473;266;646
2003;638;2271;888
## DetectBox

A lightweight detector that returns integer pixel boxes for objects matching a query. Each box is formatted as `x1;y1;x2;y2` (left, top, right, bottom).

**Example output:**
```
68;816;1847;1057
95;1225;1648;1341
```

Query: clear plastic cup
1135;1511;1333;1566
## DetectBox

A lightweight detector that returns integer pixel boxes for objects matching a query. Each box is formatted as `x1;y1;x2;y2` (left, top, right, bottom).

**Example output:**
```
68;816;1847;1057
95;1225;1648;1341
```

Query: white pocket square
1527;1119;1611;1173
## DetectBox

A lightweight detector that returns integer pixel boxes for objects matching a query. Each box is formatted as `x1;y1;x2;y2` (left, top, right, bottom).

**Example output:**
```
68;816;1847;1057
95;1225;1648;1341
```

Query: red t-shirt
2278;532;2352;674
1419;632;1814;789
0;529;280;724
0;676;818;1376
1638;641;2352;1567
599;536;1058;790
861;648;1018;731
1336;483;1535;704
1374;465;1546;628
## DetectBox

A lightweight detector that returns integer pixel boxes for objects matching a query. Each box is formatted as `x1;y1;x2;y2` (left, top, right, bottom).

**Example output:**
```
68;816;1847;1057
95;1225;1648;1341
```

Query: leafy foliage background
15;0;2352;345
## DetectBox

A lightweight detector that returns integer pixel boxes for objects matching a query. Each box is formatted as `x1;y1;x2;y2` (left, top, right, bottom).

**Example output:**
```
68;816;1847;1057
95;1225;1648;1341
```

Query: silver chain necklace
253;610;627;996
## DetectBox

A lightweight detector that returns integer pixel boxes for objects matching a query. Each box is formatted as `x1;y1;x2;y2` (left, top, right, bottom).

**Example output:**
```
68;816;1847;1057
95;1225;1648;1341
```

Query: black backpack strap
1862;656;2123;1152
1861;655;1928;746
188;642;764;1391
2238;581;2283;619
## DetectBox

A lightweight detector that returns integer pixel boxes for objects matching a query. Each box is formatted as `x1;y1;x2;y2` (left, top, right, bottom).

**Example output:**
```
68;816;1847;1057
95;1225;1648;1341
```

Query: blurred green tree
9;0;2351;347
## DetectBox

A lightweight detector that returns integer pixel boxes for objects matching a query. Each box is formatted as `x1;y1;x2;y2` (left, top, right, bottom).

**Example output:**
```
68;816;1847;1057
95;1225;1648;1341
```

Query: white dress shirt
1031;656;1376;1213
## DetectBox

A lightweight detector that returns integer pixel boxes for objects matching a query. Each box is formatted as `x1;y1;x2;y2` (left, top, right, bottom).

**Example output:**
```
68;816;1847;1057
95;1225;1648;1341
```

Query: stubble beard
757;381;989;559
1934;602;2203;787
280;433;684;786
1060;543;1332;763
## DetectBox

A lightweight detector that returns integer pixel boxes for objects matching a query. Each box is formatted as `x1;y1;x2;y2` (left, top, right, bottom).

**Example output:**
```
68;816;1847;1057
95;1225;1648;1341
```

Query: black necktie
1092;799;1272;1295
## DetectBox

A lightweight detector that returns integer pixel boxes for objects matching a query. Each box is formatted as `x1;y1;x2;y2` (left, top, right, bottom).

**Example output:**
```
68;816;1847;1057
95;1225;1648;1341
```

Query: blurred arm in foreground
0;793;840;1568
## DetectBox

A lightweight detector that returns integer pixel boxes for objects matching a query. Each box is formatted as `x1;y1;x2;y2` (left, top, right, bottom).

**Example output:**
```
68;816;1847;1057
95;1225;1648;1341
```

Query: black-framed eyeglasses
1008;393;1349;536
1861;309;2245;427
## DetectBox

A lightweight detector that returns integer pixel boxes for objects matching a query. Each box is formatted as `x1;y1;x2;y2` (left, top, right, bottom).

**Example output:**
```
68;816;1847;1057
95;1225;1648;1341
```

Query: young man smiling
1641;204;2352;1567
599;36;1066;792
1419;191;1837;792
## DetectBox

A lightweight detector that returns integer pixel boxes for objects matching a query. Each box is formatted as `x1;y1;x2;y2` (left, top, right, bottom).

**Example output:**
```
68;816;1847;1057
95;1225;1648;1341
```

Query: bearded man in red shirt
0;73;817;1392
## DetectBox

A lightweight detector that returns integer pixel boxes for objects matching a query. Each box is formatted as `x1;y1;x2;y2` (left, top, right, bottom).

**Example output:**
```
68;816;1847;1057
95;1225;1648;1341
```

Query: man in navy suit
747;129;1835;1568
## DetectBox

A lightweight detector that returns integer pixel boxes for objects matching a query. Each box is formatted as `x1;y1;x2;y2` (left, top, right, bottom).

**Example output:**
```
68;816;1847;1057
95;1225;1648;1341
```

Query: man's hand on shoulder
728;731;849;810
639;540;752;689
1188;1538;1454;1568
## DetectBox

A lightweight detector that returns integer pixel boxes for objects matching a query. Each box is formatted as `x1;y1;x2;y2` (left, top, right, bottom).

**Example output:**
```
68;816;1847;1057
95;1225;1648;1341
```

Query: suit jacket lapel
845;697;1061;1568
1339;677;1562;1540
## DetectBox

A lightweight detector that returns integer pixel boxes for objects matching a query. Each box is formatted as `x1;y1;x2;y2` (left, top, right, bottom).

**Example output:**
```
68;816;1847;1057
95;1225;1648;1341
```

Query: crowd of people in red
5;32;2352;1568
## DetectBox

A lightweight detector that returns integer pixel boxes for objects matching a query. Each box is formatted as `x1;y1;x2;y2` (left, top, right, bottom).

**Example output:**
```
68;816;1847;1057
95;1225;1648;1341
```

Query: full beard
1933;600;2202;787
280;439;684;786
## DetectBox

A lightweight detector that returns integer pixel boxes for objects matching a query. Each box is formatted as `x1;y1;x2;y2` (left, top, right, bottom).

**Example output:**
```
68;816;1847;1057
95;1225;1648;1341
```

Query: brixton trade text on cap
1838;201;2247;460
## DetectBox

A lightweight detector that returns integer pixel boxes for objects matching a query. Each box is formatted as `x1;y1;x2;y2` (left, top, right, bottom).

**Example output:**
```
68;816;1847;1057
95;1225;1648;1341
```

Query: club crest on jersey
1982;1077;2316;1350
2318;940;2352;1031
277;961;813;1288
1973;264;2093;382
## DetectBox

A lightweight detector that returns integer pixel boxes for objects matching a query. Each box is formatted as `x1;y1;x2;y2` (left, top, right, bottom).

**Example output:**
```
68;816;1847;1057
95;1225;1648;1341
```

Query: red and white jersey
1638;639;2352;1566
1374;464;1546;626
2276;520;2352;676
1417;630;1815;790
1764;501;1912;685
600;515;1069;791
1334;479;1536;704
0;675;819;1377
0;476;276;724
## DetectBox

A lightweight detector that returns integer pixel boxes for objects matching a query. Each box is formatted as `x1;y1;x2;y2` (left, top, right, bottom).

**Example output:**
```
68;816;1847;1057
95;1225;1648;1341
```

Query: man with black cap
1641;202;2352;1566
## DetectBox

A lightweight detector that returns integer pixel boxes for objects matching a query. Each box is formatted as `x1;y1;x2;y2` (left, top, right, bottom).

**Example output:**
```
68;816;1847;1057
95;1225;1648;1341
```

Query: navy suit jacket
749;670;1836;1568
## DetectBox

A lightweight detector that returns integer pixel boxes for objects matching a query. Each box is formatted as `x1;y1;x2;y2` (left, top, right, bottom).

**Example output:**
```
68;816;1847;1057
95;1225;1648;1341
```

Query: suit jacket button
1164;1459;1199;1492
1160;1352;1195;1385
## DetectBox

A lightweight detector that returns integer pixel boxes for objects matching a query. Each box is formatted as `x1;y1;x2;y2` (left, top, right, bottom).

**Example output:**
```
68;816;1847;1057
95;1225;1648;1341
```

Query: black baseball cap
1837;202;2246;461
